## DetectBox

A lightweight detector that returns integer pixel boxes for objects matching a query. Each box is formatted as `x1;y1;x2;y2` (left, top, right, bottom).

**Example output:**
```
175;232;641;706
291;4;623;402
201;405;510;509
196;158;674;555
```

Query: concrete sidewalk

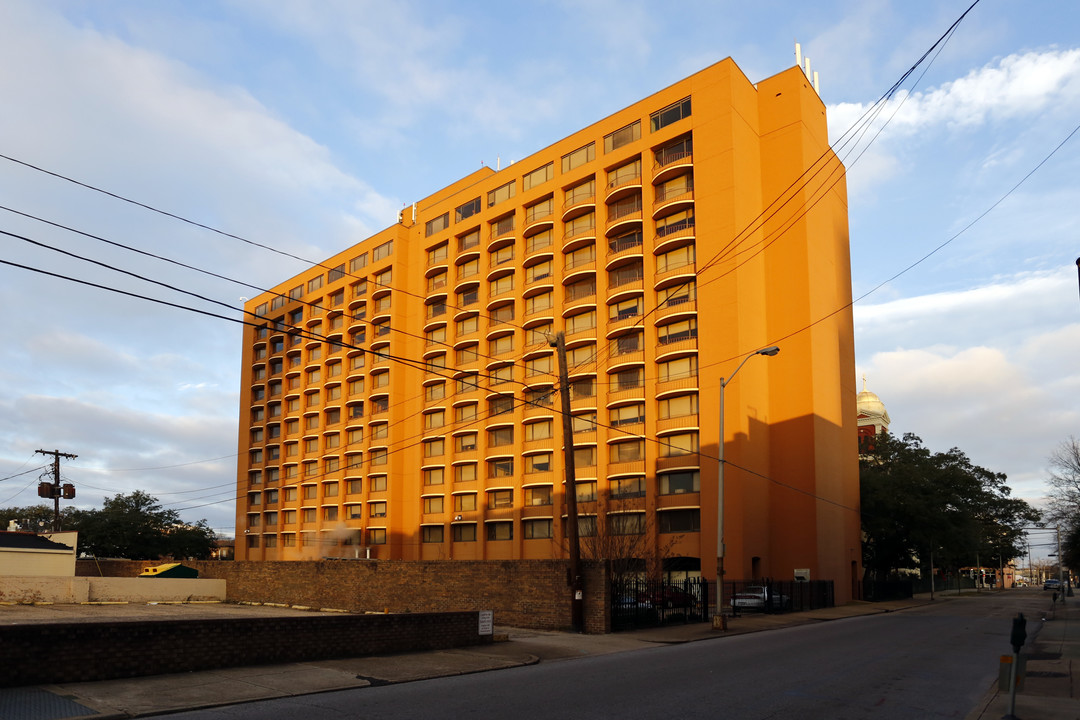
1;594;1075;720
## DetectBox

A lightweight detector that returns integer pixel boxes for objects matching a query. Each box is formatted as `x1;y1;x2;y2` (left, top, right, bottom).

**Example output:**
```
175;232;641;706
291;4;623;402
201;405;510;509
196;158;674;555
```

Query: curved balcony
655;374;699;398
562;192;595;222
655;298;697;323
652;188;695;220
654;261;697;289
605;233;644;269
656;415;700;434
604;172;642;204
561;225;597;254
523;208;555;237
652;149;694;185
523;237;555;264
653;220;697;255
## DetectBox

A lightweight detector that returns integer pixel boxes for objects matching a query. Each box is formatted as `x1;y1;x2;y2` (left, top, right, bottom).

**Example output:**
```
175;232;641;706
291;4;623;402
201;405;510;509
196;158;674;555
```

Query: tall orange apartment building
235;58;862;601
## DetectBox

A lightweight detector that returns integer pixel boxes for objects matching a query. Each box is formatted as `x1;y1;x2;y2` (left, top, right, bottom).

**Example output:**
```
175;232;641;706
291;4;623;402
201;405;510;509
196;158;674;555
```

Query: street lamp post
716;346;779;629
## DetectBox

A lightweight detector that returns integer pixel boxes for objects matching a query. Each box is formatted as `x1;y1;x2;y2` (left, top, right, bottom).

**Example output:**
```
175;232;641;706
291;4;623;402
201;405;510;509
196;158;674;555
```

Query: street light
716;345;779;628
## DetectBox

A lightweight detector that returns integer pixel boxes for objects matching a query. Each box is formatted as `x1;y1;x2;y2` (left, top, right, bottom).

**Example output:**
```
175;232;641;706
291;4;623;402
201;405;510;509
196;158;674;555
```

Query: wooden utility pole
552;332;584;632
35;449;77;531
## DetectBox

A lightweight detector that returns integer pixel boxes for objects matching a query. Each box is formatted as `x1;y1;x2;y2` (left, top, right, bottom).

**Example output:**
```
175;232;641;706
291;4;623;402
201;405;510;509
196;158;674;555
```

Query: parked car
638;585;698;609
1044;578;1062;591
730;585;791;611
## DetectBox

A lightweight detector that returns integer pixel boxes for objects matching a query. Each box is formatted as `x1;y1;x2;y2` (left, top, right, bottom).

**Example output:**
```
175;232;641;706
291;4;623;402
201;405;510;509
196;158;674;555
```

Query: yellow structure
235;58;861;601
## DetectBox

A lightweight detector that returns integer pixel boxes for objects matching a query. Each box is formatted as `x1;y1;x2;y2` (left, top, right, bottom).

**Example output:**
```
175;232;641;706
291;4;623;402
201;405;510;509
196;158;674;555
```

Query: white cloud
856;267;1080;509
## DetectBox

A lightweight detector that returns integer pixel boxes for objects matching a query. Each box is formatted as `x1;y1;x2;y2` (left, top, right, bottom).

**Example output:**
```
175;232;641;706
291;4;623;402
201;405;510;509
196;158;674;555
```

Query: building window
650;96;691;131
370;448;388;466
658;318;697;345
523;519;553;539
659;394;698;419
486;521;513;541
452;523;477;542
456;315;479;335
572;412;597;434
458;229;481;252
490;303;515;325
609;512;646;535
611;476;646;499
659;508;701;533
659;470;700;494
487;427;514;447
455;463;477;483
328;263;346;282
454;493;477;511
610;403;645;427
372;240;393;261
573;447;596;468
524;420;552;441
308;275;324;293
489;335;514;356
487;458;514;478
370;475;388;492
490;215;515;238
423;437;445;457
488;395;514;416
423;496;444;514
525;453;552;474
524;485;553;506
487;180;515;207
523;162;554;191
423;467;445;486
604;120;641;153
368;528;387;545
369;501;387;518
350;253;368;272
575;481;597;502
455;433;478;452
561;142;595;173
609;440;644;462
456;198;481;222
660;432;698;457
565;310;596;335
422;525;444;543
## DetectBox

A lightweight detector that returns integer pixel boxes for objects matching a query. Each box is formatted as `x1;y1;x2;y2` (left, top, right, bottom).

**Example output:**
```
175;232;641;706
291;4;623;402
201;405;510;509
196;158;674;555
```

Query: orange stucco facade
234;59;862;601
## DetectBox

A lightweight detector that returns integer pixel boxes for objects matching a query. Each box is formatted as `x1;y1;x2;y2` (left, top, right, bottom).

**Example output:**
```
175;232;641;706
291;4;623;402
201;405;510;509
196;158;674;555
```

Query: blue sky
0;0;1077;552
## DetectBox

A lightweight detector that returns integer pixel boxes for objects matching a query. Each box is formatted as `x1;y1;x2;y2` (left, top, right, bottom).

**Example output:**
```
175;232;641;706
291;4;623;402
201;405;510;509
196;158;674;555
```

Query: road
167;593;1047;720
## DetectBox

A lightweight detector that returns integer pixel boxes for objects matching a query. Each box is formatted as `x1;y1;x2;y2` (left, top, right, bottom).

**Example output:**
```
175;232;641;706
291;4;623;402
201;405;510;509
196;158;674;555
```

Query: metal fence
723;579;835;615
863;579;914;602
611;577;709;631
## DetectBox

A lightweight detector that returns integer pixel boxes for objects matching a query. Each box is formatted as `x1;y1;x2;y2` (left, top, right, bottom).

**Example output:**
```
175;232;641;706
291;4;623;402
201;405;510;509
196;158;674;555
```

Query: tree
64;491;216;560
860;433;1040;579
1045;437;1080;530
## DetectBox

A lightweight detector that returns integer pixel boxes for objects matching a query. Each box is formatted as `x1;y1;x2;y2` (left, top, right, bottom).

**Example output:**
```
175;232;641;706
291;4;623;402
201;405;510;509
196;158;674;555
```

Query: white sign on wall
478;610;493;635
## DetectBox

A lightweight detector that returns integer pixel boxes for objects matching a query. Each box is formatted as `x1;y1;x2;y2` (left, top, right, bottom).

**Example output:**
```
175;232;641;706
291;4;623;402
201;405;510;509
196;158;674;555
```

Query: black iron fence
723;579;834;615
611;577;709;630
863;579;914;602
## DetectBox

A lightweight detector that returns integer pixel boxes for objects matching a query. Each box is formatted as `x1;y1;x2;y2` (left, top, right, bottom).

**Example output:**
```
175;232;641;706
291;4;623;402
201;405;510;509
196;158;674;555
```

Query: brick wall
77;558;611;633
0;611;488;687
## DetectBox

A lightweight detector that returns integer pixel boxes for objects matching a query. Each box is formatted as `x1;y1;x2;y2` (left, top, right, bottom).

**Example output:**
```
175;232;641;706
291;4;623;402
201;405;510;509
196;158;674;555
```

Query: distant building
235;58;862;601
0;531;76;576
857;378;890;454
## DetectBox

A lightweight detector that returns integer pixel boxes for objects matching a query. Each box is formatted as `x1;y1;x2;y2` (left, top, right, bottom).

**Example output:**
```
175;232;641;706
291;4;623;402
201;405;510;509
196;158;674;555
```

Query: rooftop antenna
795;41;802;69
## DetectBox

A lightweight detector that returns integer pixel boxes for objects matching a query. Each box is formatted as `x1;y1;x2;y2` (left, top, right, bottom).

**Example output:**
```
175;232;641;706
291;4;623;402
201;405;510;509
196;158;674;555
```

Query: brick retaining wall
76;559;611;633
0;611;488;687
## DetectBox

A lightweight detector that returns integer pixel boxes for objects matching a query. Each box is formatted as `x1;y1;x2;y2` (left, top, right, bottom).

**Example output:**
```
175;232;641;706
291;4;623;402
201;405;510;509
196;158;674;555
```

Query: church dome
856;378;890;427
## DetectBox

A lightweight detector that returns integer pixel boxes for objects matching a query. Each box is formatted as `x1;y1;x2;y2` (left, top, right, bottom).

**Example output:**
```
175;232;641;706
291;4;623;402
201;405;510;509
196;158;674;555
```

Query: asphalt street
159;592;1046;720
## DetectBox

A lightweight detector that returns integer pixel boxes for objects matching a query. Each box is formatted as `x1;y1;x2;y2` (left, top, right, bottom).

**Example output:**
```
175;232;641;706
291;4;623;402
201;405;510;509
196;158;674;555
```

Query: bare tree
1045;437;1080;530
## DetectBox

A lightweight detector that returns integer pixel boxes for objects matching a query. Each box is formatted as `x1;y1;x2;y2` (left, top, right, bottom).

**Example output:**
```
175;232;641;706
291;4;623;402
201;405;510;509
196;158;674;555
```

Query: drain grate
0;688;97;720
1026;671;1069;678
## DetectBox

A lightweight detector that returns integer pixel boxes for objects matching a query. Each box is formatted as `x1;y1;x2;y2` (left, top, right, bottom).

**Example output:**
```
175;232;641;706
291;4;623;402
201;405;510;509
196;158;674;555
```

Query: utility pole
35;449;77;531
552;331;584;632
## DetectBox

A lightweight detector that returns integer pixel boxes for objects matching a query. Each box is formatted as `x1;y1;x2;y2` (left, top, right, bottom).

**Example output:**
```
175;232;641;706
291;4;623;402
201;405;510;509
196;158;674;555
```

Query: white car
730;586;790;611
